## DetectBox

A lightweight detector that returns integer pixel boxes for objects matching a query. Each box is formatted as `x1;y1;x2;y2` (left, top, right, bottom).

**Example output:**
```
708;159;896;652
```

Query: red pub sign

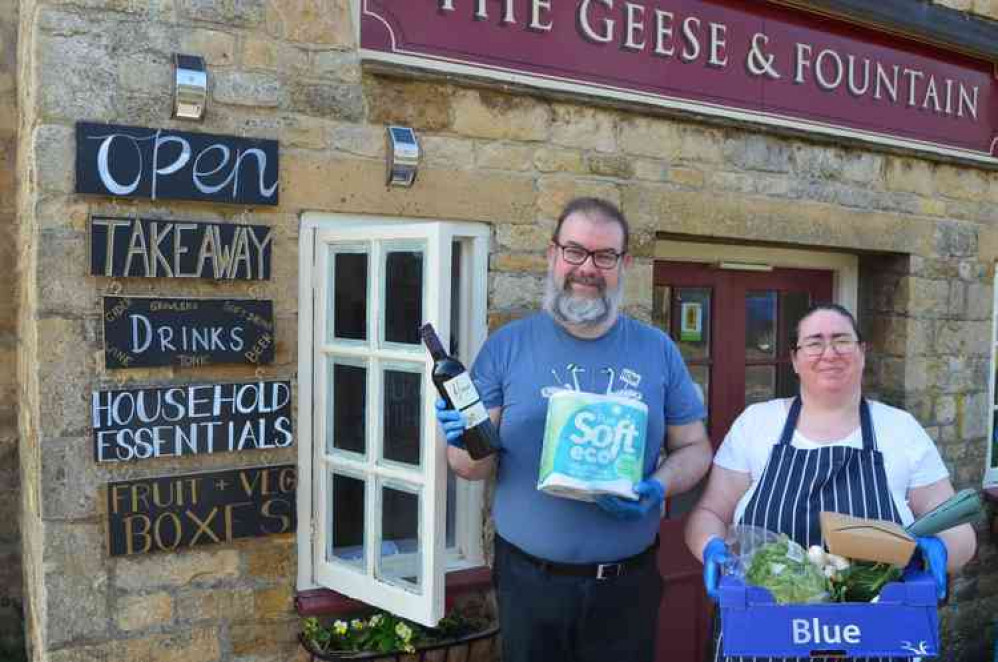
359;0;998;164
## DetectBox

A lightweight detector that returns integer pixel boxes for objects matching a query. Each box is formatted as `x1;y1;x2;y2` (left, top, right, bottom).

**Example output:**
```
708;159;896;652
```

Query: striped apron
711;397;912;662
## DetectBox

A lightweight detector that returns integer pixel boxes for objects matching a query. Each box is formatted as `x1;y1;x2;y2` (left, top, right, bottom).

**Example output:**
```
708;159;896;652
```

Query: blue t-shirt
471;312;705;563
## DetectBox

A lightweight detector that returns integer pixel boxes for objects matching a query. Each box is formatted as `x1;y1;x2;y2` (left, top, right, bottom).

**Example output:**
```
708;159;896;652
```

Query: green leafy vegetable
745;534;828;604
829;562;902;603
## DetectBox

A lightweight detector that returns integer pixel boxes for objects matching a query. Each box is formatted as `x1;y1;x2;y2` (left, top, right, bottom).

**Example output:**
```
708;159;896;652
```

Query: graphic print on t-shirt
540;362;643;401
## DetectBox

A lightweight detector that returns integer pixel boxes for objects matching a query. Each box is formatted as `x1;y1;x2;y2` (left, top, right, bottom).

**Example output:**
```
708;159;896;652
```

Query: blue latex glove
703;537;732;601
914;536;948;600
596;478;666;521
434;398;466;448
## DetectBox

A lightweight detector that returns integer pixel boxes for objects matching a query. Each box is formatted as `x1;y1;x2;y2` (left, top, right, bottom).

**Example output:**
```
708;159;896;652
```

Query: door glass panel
450;241;463;358
992;411;998;469
383;367;422;466
331;249;367;341
674;288;710;361
379;484;421;591
384;249;423;345
329;472;365;568
652;285;671;333
780;291;811;351
746;291;777;360
329;361;367;455
745;365;776;406
688;364;710;420
777;363;800;400
446;473;457;549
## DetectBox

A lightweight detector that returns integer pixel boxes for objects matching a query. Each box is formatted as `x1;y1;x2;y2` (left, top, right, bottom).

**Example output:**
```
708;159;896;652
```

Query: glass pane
746;291;777;360
688;364;710;421
329;473;365;568
379;485;421;591
745;365;776;406
675;288;710;361
652;285;671;334
384;250;423;345
777;362;799;399
328;361;366;455
992;411;998;469
331;250;368;341
383;368;422;466
450;241;463;358
780;291;811;353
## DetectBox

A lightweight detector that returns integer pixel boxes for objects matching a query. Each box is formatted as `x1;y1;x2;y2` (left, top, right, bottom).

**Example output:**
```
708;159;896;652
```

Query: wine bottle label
443;373;481;410
462;401;489;429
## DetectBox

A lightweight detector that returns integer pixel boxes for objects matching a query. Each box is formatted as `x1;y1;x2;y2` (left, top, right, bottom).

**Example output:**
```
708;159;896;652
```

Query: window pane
384;250;423;345
329;473;365;569
329;361;366;455
688;364;710;422
450;241;462;358
379;485;421;591
745;365;776;406
331;250;367;341
383;368;422;466
746;291;777;360
992;412;998;469
652;285;671;334
675;288;710;361
446;472;456;549
777;362;799;400
780;291;811;353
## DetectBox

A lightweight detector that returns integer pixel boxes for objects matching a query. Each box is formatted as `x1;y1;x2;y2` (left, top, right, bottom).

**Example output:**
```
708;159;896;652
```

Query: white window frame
985;269;998;488
297;213;491;626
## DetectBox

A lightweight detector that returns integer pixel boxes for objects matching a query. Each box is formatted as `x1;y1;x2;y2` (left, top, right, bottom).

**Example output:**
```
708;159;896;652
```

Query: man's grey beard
543;271;625;329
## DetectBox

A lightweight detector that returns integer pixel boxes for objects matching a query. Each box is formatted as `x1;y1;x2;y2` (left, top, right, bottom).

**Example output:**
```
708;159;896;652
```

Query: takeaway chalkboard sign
106;464;296;556
92;380;293;462
75;122;279;205
90;216;273;280
102;296;275;369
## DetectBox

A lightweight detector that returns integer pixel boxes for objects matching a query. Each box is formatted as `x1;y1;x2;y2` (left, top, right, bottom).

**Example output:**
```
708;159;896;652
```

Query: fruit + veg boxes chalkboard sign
106;464;297;556
92;380;293;463
89;216;273;280
102;296;275;369
75;122;279;206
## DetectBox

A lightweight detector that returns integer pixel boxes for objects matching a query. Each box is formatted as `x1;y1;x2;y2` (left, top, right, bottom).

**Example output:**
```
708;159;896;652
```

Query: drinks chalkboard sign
102;296;275;369
90;216;273;280
75;122;279;206
92;380;293;462
106;464;296;556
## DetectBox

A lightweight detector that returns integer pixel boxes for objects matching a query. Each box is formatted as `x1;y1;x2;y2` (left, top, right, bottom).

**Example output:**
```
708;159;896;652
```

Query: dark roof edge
769;0;998;63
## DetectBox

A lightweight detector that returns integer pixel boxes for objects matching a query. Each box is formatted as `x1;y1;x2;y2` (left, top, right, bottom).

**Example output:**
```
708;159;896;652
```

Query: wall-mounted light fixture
173;53;208;121
385;126;421;188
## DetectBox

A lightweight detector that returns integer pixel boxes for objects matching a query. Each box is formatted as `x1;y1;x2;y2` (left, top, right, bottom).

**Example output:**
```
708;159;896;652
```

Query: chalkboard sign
75;122;279;206
90;216;273;280
92;380;293;462
102;296;275;369
106;464;296;556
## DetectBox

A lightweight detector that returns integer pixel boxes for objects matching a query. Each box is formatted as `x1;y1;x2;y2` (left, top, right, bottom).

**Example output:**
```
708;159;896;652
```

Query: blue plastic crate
719;571;939;658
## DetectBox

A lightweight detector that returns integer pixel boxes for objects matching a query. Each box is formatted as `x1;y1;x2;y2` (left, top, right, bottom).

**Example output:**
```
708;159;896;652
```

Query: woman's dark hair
552;197;630;253
795;303;863;343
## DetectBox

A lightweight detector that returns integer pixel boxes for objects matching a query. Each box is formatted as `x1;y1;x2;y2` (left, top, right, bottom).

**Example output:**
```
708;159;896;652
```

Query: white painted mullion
297;225;319;589
366;238;384;580
986;270;998;488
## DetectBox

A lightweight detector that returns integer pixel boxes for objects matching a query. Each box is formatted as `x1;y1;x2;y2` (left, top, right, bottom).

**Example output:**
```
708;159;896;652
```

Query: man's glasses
552;241;625;270
795;337;861;358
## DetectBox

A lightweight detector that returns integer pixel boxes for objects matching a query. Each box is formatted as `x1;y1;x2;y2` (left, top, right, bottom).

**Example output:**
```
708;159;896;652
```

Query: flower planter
299;624;500;662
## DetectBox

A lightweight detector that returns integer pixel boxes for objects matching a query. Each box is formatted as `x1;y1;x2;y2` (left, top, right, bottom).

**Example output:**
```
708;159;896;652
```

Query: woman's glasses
552;241;625;270
795;337;861;358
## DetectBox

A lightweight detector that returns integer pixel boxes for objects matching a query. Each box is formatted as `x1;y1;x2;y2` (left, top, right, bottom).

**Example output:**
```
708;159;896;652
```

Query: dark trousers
494;536;664;662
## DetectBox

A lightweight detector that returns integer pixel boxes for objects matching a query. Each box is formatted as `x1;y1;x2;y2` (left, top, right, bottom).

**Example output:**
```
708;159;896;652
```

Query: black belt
499;535;658;580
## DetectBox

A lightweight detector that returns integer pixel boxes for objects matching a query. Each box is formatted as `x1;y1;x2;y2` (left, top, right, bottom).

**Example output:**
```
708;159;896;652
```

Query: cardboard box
820;511;916;566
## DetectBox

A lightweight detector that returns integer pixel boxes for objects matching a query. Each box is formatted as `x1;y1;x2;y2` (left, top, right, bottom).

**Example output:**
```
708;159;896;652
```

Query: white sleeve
714;407;753;472
904;412;950;487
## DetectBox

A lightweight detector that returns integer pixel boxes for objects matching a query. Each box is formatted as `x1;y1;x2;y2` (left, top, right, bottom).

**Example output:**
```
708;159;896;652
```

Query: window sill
295;566;493;617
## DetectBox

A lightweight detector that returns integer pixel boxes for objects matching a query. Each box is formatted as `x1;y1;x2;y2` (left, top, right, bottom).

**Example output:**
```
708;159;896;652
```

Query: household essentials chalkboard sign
91;380;293;462
106;464;297;556
89;216;273;280
102;296;275;369
75;122;279;205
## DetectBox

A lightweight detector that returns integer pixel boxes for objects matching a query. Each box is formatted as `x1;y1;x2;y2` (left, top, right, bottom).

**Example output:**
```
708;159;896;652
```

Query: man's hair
552;197;630;253
795;303;863;343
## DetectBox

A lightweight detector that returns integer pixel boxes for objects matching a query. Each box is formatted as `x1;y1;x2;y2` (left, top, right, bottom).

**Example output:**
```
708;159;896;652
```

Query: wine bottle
420;323;499;460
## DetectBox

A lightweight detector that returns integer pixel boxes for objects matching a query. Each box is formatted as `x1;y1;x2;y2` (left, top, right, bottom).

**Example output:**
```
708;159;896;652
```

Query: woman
685;303;976;662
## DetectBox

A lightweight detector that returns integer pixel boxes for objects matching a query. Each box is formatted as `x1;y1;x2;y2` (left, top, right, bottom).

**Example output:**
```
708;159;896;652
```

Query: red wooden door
652;261;833;662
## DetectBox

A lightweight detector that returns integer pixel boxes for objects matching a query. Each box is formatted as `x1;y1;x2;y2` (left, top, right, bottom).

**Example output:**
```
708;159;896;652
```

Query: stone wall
0;0;23;660
11;1;998;662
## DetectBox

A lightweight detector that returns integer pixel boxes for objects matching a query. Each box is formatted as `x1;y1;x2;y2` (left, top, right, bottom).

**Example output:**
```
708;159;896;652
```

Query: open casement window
297;215;490;626
986;268;998;488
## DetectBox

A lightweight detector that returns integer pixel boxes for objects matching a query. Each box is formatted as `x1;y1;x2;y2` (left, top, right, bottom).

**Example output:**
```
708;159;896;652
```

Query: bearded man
434;197;712;662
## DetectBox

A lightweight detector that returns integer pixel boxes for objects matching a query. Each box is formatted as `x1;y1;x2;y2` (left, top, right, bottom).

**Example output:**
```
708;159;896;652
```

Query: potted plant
299;607;499;662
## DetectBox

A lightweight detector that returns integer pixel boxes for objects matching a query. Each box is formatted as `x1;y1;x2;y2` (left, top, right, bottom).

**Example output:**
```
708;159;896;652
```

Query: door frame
654;240;858;313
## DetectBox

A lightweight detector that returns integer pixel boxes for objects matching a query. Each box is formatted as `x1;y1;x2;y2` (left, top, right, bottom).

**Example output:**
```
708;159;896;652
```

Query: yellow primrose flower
395;622;412;641
350;619;364;630
333;620;348;636
403;644;416;653
369;614;383;627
